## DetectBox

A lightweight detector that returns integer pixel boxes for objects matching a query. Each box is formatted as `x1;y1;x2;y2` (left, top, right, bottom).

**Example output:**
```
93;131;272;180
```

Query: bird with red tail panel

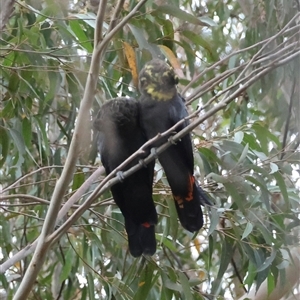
138;59;211;232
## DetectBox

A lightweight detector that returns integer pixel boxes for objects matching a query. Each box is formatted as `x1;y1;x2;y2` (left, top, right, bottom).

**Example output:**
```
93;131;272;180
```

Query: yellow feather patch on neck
146;86;175;101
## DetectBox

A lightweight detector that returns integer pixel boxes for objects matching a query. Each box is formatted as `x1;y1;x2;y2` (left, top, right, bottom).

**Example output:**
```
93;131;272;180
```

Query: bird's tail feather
125;219;156;257
174;198;204;232
173;175;211;232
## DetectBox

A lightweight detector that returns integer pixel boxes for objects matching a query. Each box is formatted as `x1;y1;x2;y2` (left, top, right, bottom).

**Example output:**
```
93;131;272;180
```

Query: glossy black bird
138;59;210;232
94;97;157;257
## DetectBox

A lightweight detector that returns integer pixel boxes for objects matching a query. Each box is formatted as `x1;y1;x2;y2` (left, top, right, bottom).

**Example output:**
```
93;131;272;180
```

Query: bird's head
138;59;179;101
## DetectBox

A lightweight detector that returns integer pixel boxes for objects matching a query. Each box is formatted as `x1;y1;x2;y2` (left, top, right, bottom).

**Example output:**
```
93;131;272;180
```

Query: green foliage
0;0;299;299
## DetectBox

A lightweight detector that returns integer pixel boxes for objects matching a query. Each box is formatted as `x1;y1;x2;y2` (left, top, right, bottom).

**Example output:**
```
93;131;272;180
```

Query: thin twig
0;194;50;205
281;77;297;160
108;0;125;32
94;0;108;44
2;165;64;193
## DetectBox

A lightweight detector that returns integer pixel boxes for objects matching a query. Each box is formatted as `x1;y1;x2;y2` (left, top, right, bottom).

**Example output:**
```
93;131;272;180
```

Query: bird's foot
116;171;125;182
150;147;159;158
139;159;147;168
168;136;177;145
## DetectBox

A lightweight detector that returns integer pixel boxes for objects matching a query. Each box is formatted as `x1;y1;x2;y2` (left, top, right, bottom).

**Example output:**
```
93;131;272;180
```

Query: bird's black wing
94;97;157;257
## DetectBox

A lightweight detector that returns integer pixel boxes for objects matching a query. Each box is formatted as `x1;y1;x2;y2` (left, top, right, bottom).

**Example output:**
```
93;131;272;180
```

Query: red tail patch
186;175;194;201
174;175;195;206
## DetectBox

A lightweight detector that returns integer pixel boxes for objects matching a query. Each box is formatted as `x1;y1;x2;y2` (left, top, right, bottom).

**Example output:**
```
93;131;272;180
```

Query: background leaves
0;0;299;299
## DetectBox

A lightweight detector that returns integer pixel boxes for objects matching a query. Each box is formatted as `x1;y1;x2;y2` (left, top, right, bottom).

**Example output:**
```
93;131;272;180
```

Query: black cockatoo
94;97;157;257
138;59;210;232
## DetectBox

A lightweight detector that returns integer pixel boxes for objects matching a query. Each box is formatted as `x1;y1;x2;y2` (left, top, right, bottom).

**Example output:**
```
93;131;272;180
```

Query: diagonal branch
280;77;297;160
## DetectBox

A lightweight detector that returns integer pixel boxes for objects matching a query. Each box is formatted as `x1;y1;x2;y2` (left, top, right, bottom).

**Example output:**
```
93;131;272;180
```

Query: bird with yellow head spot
138;59;211;232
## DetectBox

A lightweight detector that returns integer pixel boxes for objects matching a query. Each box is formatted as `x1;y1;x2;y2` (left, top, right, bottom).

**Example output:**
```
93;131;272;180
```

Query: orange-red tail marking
174;175;195;207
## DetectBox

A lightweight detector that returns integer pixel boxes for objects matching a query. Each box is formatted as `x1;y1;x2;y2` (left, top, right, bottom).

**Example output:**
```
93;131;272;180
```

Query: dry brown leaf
123;41;138;88
158;45;184;78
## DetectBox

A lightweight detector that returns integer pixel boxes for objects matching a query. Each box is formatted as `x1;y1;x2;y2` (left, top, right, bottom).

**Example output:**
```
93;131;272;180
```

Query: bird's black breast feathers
139;92;194;172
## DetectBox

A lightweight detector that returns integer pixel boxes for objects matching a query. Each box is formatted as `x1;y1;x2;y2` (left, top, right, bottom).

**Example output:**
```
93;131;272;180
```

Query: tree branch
0;0;14;32
280;76;297;160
